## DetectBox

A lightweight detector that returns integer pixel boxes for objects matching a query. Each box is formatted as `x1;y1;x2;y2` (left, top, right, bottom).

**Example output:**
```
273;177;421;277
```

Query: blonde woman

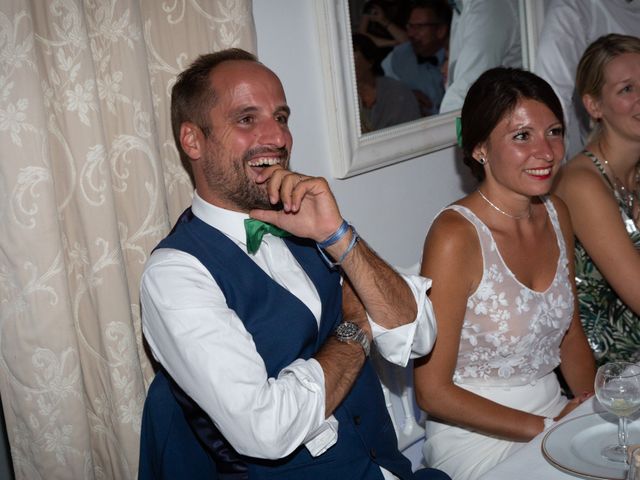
553;34;640;365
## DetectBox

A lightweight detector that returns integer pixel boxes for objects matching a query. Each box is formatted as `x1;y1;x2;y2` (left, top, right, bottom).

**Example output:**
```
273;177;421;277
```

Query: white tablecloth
477;397;626;480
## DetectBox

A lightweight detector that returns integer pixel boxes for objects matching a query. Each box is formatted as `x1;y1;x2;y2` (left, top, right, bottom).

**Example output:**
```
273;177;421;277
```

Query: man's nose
258;119;289;147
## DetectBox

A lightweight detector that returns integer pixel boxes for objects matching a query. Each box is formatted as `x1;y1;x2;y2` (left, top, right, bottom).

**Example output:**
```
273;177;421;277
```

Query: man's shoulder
390;41;413;57
143;248;204;279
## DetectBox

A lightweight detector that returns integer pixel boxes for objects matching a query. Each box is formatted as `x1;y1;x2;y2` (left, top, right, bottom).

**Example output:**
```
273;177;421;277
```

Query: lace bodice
448;198;573;387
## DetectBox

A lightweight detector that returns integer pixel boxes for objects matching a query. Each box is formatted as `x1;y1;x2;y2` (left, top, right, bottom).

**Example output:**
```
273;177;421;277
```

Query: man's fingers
280;173;307;212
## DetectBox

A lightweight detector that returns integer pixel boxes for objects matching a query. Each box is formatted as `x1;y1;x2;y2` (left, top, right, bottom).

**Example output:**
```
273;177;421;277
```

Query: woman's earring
478;157;486;165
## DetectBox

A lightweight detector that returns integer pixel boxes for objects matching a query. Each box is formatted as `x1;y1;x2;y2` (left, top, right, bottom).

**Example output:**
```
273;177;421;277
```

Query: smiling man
138;49;447;480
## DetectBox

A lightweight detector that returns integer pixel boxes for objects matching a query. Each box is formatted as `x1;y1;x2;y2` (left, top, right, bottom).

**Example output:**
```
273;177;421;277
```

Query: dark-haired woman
553;34;640;365
414;68;596;480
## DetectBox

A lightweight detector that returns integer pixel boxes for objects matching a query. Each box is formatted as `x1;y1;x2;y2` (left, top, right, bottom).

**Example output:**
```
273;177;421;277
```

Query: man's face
199;61;292;212
406;7;446;57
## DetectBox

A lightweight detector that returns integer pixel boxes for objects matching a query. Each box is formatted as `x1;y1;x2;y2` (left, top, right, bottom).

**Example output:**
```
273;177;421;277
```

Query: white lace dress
423;198;572;480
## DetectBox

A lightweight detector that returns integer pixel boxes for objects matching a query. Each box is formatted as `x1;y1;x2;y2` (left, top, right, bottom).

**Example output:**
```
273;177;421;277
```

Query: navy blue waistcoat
154;209;413;479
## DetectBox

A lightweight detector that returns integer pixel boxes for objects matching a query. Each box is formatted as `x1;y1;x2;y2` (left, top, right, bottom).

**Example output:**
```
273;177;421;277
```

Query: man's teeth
526;167;552;175
248;157;281;167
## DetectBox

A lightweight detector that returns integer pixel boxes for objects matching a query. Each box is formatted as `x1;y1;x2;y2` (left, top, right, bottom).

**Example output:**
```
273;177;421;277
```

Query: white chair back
371;353;426;452
371;262;426;469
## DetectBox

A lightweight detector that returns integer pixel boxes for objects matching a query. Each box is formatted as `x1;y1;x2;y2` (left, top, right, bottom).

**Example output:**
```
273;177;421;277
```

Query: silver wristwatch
334;321;370;357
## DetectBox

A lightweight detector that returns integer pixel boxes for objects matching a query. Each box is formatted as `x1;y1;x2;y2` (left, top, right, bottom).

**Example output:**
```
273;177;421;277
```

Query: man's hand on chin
251;167;343;243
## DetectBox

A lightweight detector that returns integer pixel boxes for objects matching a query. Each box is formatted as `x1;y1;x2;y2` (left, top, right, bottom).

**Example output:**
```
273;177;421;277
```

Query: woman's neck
593;134;640;186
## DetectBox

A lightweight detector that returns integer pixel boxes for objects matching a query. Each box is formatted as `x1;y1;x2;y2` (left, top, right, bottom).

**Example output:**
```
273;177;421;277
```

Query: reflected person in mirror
357;0;410;51
439;0;522;113
139;48;449;480
353;33;421;133
552;34;640;366
414;67;596;480
381;0;451;116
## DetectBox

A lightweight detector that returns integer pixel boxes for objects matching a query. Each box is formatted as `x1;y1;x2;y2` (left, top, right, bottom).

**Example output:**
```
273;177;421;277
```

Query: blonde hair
576;34;640;136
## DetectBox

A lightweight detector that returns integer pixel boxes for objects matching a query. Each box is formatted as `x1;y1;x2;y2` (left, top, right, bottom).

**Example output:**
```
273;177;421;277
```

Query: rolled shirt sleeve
369;273;436;367
141;249;337;459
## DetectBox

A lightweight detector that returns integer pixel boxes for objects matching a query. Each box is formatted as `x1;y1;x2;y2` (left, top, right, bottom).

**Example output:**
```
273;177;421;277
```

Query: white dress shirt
534;0;640;159
140;192;437;475
381;43;447;116
439;0;522;113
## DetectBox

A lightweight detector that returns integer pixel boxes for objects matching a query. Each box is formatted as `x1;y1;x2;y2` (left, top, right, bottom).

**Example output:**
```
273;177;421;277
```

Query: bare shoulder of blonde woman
555;152;640;316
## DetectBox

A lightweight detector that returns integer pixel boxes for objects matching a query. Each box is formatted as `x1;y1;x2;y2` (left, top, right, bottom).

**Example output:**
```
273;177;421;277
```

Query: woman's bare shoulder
555;153;609;201
425;206;479;257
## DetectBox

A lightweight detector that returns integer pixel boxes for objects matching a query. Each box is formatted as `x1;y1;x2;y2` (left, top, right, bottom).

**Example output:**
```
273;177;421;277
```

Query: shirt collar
191;191;249;246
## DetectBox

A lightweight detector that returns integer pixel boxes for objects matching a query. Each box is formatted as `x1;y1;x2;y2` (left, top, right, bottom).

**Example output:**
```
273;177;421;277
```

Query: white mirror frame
315;0;544;179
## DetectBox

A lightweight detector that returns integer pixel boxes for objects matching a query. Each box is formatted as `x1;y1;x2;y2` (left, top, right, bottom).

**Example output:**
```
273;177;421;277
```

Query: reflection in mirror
315;0;540;178
349;0;524;134
440;0;522;113
352;32;422;133
350;0;451;133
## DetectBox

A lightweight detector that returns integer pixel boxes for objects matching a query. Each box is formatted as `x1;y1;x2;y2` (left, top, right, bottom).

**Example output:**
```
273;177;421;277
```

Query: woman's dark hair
352;33;385;76
460;67;564;181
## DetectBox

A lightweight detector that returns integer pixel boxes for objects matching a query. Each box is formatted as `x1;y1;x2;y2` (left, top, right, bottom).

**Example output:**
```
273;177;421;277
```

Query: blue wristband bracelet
316;225;359;269
317;220;350;249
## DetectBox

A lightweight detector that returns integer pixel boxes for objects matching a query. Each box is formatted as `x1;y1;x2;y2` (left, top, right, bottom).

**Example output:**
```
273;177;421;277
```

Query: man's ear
582;94;602;121
180;122;203;161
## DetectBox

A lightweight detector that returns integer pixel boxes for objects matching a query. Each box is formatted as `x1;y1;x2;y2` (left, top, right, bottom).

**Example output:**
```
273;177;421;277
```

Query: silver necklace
477;189;532;219
599;150;640;224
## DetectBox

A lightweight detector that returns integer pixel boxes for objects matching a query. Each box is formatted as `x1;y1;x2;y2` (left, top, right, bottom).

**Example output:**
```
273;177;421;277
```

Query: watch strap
334;321;370;357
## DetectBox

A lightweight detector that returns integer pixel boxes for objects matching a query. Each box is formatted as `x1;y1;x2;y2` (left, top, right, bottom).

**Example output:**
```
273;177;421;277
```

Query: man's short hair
170;48;258;164
410;0;452;27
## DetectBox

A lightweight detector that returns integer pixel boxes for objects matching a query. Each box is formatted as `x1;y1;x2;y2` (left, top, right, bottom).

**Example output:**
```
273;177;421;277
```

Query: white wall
253;0;472;269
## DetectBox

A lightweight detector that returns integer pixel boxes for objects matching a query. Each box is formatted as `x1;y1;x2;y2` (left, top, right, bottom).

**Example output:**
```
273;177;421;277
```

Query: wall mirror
316;0;544;178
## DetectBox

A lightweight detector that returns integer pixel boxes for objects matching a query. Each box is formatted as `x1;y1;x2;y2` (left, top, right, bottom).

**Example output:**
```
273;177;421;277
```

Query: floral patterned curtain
0;1;255;478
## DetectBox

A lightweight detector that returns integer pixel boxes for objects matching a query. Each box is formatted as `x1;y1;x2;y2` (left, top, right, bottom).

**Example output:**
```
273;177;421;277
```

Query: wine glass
594;362;640;463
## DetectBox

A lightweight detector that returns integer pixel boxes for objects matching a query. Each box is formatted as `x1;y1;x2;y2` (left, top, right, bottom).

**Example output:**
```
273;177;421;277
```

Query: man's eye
239;116;253;124
276;114;289;124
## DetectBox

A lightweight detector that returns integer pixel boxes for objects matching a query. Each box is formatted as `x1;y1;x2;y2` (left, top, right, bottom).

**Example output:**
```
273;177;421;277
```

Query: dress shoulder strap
441;204;484;230
582;149;638;227
582;149;616;192
540;196;567;260
440;204;496;256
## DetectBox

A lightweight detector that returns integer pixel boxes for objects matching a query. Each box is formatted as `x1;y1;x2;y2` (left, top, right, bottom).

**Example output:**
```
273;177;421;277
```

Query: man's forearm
326;230;417;329
315;336;366;417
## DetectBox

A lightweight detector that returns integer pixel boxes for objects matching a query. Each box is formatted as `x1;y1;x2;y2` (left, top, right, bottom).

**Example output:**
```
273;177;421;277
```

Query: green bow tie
244;218;290;254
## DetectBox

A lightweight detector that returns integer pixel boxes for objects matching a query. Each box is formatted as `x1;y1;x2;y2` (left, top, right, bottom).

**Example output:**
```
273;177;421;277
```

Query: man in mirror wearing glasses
381;0;452;116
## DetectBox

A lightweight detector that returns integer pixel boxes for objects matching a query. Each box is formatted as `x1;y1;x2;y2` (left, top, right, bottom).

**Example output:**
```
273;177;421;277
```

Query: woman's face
591;52;640;141
475;98;565;197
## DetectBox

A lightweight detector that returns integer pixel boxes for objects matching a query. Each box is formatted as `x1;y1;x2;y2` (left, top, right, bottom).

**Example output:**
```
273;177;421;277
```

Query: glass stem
619;416;628;452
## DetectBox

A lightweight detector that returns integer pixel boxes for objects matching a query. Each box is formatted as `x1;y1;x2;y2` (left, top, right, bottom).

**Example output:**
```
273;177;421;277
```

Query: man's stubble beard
201;139;289;212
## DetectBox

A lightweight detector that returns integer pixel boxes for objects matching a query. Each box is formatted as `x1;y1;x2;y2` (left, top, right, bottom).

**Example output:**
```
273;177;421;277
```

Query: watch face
337;322;358;338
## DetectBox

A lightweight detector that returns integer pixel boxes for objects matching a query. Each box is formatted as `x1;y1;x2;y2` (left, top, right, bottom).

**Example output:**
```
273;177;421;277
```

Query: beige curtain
0;1;255;478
